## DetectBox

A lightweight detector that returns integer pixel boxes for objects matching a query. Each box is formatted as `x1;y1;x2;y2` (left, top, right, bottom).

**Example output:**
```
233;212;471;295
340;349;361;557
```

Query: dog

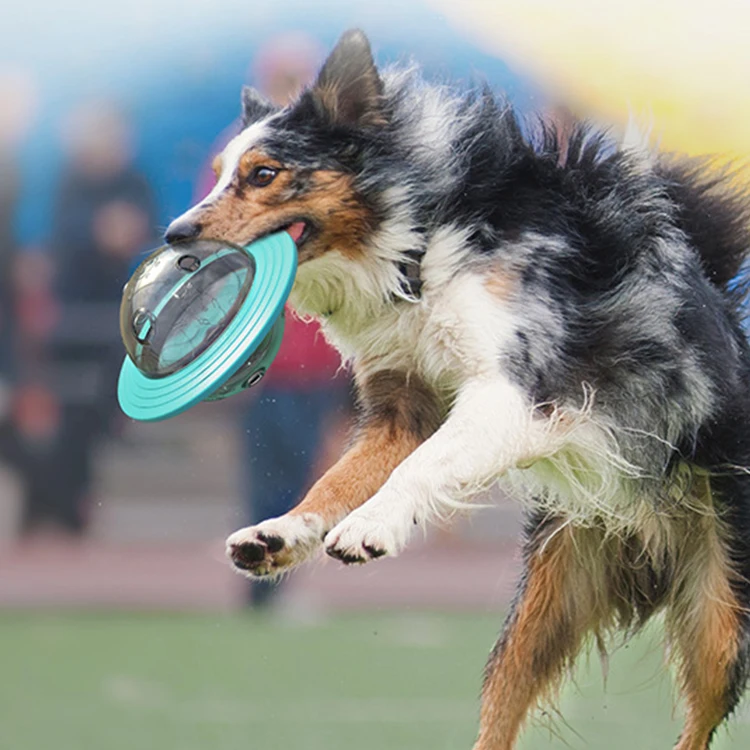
165;29;750;750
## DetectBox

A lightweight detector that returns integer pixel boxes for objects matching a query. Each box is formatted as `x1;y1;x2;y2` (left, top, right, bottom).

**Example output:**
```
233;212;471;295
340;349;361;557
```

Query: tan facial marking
298;170;375;260
236;150;282;183
194;149;376;262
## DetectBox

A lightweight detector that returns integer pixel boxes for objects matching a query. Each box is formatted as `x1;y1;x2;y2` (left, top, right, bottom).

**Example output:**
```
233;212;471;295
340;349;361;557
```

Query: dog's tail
658;157;750;288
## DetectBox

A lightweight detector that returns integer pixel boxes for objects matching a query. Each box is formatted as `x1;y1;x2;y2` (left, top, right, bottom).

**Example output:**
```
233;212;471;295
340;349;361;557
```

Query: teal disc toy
118;232;297;422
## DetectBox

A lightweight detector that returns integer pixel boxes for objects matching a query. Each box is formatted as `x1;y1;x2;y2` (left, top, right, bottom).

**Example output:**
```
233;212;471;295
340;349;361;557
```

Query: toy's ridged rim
117;232;297;422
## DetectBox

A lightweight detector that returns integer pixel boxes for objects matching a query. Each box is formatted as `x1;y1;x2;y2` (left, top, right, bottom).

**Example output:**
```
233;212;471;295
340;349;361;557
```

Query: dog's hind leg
474;516;615;750
666;476;750;750
226;370;441;576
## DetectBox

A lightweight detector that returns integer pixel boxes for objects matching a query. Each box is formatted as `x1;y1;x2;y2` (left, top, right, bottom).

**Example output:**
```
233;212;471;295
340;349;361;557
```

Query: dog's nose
165;219;202;245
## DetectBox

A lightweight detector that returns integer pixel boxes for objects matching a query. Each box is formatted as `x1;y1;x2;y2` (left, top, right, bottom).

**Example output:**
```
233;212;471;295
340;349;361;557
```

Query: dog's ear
312;29;385;128
241;86;277;126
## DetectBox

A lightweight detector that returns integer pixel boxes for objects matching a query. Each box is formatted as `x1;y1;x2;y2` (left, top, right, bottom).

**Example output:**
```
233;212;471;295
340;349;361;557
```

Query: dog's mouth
281;219;316;249
235;218;317;257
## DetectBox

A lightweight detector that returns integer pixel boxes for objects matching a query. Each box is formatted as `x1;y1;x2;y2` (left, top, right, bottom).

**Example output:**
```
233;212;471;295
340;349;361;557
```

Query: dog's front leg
324;376;543;563
226;370;441;577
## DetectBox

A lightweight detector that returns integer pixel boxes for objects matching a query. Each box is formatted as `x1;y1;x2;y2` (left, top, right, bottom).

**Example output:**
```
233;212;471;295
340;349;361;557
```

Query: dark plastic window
120;239;255;377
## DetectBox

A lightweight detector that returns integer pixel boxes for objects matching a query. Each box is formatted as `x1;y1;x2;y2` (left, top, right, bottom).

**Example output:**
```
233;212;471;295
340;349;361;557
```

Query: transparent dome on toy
120;239;256;378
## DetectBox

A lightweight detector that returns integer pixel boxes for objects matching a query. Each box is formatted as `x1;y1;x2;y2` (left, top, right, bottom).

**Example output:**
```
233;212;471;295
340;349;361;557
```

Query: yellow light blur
429;0;750;160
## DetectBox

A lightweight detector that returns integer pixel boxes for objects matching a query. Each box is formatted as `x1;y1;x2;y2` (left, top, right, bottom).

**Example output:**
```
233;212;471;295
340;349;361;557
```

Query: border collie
165;30;750;750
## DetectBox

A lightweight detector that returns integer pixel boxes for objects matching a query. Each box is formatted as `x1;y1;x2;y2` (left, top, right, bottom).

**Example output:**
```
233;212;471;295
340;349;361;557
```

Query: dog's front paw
226;513;324;578
324;502;413;565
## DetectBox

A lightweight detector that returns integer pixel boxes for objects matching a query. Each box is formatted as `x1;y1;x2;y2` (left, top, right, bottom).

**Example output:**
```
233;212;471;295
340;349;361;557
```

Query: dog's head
166;30;390;265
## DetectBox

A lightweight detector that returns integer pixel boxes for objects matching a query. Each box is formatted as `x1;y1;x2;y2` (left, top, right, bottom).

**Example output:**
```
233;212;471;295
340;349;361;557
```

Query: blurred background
1;0;749;748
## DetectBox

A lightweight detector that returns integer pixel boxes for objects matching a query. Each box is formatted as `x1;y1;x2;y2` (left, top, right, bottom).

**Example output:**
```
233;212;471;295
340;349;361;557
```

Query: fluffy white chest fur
290;225;514;390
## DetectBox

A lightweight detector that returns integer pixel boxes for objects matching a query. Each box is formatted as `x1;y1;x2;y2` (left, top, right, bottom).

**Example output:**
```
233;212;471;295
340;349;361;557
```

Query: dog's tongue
285;222;306;245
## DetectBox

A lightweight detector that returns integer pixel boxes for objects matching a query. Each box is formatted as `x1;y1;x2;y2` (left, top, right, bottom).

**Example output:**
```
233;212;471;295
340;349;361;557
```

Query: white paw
226;513;325;578
324;498;414;565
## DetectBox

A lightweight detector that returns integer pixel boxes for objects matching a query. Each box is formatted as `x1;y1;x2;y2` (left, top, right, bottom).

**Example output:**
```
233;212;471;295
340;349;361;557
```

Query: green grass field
0;611;747;750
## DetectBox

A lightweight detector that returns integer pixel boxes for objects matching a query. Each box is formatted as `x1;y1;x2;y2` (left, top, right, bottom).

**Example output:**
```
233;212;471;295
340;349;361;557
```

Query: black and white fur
167;29;750;750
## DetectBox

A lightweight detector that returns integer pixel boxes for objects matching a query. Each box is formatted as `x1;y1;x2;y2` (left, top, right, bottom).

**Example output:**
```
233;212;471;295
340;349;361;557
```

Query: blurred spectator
0;71;37;426
197;33;351;609
0;71;36;313
0;70;40;531
13;102;156;537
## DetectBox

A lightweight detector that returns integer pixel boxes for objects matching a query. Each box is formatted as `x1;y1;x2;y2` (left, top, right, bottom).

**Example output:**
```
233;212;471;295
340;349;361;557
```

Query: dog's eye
248;166;279;187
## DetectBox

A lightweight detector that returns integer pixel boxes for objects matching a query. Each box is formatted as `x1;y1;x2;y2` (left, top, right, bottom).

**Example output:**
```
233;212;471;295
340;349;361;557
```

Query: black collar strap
397;247;426;300
396;226;427;301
